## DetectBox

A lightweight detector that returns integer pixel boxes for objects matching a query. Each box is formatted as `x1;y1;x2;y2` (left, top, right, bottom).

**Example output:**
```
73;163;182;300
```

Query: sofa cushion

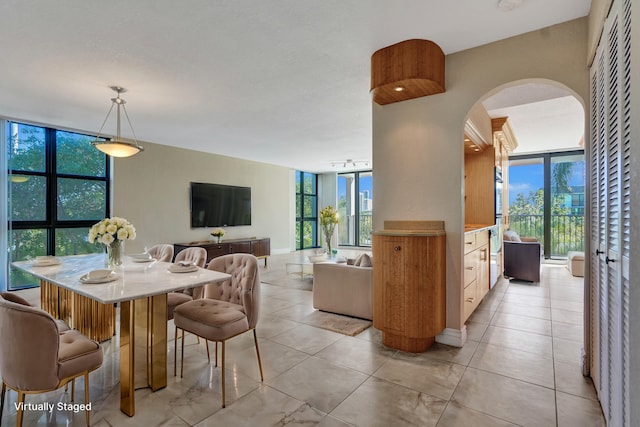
503;230;521;242
353;253;373;267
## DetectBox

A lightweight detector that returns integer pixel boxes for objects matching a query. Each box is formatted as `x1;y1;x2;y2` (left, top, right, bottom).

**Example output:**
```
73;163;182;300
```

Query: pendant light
91;86;144;157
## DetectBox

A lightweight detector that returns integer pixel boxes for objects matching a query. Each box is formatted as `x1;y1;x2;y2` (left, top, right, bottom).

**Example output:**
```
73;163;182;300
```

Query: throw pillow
503;230;521;242
359;253;373;267
353;253;365;266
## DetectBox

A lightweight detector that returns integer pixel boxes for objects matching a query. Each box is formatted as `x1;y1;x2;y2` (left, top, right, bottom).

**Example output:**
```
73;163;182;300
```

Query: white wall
113;141;293;254
373;18;589;343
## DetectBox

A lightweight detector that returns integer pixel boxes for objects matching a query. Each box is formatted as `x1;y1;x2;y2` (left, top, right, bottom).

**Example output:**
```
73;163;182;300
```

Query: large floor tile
451;368;557;427
196;385;325;426
465;320;489;341
553;337;584;365
554;360;598;401
552;321;584;342
469;342;555;388
226;338;309;380
551;308;584;325
436;401;519;427
265;356;368;413
373;353;465;400
490;311;552;336
556;391;606;427
422;339;480;366
501;292;551;308
481;325;553;356
271;323;343;355
497;300;552;320
331;376;447;427
314;335;396;375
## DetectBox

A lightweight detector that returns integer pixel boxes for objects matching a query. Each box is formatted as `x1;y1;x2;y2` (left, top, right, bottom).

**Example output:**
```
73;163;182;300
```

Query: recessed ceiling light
394;86;405;92
497;0;524;12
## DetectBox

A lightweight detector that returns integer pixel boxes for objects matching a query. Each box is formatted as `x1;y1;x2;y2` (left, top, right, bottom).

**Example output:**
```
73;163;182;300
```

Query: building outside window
295;171;317;250
6;121;110;289
337;171;372;247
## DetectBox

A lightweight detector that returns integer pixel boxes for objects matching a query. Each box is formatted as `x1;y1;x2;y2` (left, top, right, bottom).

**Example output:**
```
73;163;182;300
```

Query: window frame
6;120;111;289
295;170;317;250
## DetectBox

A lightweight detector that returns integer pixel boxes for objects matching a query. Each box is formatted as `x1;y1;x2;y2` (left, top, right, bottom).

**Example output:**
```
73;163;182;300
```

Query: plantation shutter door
619;0;631;424
588;0;632;425
588;45;605;403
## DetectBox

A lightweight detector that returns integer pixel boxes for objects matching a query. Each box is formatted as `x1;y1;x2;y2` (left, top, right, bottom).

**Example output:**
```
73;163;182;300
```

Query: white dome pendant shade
91;86;144;158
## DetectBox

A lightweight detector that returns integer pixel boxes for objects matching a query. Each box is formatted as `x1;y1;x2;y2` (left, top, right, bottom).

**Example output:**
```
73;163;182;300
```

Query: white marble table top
13;253;230;304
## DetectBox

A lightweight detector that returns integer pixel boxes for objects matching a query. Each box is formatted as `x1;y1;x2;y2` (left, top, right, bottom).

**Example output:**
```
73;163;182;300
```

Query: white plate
79;273;119;284
131;257;155;263
168;265;198;273
32;260;61;267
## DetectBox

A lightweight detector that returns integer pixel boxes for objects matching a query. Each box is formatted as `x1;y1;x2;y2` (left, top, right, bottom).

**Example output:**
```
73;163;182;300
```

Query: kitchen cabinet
463;228;490;321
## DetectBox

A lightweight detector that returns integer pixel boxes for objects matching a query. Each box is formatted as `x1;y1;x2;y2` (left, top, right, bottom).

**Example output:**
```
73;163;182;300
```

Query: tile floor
1;252;606;426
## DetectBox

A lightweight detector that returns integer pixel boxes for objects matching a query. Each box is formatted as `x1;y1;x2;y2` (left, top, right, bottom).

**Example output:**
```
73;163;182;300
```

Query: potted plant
319;205;339;255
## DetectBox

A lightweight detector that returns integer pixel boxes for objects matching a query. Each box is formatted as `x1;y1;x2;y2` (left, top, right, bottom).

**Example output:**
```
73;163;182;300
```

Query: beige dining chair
169;247;207;375
173;253;263;408
0;294;103;427
147;244;174;262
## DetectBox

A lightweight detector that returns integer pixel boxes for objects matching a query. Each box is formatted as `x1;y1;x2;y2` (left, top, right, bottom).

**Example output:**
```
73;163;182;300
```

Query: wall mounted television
190;182;252;227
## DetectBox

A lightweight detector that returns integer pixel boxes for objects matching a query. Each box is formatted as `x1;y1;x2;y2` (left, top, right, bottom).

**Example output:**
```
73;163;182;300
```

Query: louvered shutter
588;0;632;424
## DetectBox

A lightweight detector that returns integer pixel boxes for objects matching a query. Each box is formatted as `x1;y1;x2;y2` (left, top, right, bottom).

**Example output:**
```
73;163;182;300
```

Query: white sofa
312;262;373;320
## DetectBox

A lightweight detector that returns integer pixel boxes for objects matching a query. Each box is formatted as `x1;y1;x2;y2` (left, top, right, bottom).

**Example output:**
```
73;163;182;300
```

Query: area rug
304;310;372;336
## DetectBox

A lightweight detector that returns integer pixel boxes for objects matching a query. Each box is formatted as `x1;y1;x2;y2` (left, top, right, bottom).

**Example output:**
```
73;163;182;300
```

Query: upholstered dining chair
173;253;263;408
0;294;103;427
147;243;174;262
169;247;207;374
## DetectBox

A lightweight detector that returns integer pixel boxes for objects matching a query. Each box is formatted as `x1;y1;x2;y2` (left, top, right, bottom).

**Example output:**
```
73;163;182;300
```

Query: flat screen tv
190;182;251;227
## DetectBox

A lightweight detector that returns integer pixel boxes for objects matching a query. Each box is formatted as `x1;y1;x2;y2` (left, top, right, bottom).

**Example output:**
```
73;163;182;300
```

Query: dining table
12;253;231;417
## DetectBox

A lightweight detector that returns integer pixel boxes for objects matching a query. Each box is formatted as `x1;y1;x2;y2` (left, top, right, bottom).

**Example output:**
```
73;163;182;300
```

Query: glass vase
107;240;125;268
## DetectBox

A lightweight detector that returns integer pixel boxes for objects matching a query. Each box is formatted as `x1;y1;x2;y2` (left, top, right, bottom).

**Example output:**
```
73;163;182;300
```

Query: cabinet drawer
476;230;489;247
464;254;477;287
464;280;478;321
464;233;477;254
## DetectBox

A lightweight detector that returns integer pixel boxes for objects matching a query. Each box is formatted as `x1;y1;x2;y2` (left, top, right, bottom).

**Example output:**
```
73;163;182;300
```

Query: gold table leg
120;300;135;416
120;294;168;416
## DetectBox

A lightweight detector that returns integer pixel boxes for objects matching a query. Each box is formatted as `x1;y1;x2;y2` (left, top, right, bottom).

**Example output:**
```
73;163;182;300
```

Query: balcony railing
509;214;584;257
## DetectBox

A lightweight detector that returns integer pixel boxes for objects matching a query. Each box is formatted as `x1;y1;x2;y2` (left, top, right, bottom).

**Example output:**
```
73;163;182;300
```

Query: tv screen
190;182;251;227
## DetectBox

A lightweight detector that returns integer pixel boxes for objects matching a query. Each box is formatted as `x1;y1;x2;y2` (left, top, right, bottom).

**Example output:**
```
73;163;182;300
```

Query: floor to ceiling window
6;121;109;289
295;171;317;250
337;171;372;247
508;150;584;258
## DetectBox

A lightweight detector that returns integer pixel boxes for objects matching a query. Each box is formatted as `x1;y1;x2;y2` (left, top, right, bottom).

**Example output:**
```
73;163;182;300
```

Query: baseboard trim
436;327;467;347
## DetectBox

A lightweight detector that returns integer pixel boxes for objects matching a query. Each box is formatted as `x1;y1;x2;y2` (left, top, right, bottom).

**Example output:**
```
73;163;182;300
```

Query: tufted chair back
174;247;207;297
0;295;60;391
148;244;174;262
204;254;260;329
174;247;207;267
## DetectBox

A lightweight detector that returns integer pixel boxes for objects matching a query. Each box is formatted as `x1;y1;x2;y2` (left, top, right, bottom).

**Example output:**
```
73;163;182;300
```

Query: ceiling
0;0;591;173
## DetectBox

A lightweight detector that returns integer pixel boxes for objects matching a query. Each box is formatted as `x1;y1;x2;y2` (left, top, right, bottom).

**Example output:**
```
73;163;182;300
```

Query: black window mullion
46;127;56;255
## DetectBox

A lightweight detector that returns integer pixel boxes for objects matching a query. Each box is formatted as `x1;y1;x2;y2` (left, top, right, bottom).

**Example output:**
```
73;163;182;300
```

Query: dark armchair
503;230;542;282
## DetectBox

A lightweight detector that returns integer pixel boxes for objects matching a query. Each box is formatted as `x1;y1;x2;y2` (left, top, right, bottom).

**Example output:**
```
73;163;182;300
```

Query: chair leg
16;390;25;427
215;342;218;367
84;372;90;427
180;329;186;378
174;325;179;377
221;341;226;408
71;378;75;401
253;329;264;382
205;339;210;362
0;381;6;421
